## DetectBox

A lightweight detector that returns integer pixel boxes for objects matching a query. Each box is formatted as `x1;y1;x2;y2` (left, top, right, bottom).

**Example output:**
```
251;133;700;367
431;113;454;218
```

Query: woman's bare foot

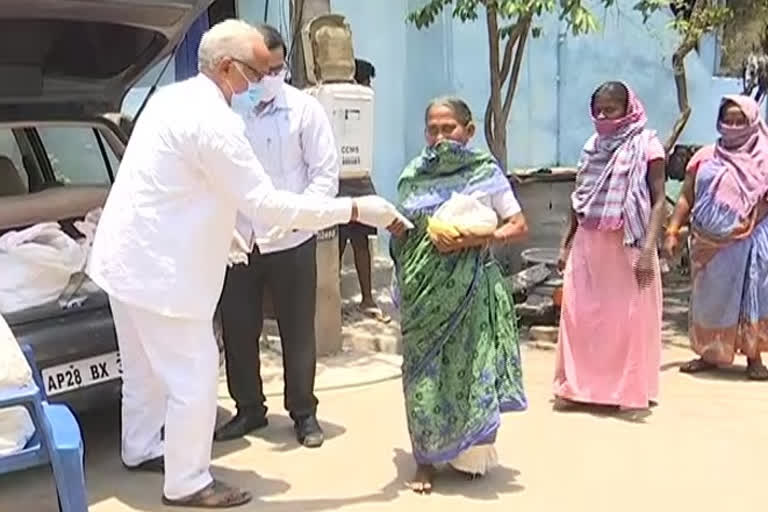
408;464;435;494
747;358;768;380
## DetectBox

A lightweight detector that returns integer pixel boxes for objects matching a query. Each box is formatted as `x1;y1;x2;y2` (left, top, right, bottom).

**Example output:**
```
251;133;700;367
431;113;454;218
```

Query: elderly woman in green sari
390;97;528;494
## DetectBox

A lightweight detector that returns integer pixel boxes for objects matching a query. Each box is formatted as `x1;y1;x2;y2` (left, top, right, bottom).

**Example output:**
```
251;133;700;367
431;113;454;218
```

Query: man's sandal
162;480;252;509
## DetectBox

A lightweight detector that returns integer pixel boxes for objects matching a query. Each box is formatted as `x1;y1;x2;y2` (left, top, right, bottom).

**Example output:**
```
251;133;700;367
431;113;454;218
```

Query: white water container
306;83;374;180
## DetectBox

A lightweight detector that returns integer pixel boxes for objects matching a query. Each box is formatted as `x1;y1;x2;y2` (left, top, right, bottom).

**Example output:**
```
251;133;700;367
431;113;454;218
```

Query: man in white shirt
86;19;409;508
214;24;335;448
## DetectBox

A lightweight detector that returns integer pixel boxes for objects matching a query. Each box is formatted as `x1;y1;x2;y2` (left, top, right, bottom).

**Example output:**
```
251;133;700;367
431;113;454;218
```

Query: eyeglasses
231;59;265;82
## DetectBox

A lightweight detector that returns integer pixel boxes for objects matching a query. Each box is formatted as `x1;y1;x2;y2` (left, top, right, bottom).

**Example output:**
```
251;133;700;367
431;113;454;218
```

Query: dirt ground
2;274;768;512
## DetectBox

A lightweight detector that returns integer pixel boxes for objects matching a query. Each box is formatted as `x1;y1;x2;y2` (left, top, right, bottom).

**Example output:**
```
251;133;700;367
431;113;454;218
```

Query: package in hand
428;192;498;238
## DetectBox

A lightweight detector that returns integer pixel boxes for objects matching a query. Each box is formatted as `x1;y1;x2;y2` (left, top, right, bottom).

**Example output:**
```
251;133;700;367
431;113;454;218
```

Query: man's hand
353;196;414;230
227;231;250;267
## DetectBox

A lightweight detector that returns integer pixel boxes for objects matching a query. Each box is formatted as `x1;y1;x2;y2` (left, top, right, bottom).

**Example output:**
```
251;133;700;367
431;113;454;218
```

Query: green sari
391;141;526;467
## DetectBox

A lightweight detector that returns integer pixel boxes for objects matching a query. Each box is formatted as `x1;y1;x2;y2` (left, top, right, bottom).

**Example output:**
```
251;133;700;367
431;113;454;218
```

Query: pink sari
554;84;663;409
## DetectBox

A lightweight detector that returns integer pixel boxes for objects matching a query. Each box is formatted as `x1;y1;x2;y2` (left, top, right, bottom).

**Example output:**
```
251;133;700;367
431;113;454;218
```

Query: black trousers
220;237;318;419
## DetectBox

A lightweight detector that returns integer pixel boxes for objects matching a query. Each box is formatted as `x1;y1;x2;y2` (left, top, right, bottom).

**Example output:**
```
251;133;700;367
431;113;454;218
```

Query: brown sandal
162;480;252;508
359;305;392;324
679;358;716;374
747;361;768;381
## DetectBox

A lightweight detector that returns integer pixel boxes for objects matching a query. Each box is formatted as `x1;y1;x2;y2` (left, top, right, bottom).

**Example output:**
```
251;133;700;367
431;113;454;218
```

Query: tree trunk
485;7;506;170
289;0;332;88
664;38;695;152
664;0;709;153
484;10;530;177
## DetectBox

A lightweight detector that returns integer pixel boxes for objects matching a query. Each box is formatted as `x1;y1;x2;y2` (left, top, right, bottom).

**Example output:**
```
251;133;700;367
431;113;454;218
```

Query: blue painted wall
232;0;743;204
121;0;744;203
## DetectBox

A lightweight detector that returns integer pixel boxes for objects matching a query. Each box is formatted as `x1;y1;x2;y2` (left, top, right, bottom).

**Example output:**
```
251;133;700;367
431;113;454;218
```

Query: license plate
42;352;122;396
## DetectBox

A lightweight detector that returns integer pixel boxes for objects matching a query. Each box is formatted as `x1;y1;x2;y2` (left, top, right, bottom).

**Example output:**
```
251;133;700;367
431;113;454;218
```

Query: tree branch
502;16;531;122
664;0;711;152
499;21;525;84
485;5;504;163
664;36;697;151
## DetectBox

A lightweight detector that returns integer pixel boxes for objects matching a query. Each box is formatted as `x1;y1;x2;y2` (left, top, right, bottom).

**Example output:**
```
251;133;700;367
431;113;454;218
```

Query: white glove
353;196;414;230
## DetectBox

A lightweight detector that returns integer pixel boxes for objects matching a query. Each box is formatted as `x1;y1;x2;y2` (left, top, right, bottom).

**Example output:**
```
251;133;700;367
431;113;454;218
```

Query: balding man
87;19;409;508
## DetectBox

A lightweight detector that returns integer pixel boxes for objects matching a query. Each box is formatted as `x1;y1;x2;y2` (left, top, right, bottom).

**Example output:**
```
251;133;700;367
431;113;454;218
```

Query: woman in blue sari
665;95;768;379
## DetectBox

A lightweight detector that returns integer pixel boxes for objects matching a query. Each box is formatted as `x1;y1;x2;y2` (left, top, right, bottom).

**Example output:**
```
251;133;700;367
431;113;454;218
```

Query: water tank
306;83;374;180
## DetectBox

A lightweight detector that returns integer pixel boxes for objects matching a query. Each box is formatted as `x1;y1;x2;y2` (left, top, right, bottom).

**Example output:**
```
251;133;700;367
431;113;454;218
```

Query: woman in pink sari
665;95;768;380
554;82;667;410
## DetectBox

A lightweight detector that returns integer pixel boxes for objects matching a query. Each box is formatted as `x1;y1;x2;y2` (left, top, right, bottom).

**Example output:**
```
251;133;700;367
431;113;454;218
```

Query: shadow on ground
384;448;524;499
547;399;653;424
660;272;691;351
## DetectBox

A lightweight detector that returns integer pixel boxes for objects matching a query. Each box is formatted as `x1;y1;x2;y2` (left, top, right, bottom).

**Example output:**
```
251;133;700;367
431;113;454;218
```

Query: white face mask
261;70;287;101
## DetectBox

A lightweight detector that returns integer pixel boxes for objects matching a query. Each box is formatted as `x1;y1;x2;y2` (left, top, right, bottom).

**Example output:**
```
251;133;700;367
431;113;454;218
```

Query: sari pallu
689;163;768;364
392;142;526;471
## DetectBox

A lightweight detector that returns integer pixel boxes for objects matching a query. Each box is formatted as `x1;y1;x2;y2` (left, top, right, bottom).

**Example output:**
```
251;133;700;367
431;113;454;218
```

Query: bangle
665;227;679;237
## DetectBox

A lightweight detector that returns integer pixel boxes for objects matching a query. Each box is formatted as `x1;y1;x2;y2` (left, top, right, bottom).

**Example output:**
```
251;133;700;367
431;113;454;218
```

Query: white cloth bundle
0;223;85;313
0;315;35;455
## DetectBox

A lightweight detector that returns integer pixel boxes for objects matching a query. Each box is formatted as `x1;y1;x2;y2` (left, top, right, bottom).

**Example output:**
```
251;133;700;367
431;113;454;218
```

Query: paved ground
3;277;768;511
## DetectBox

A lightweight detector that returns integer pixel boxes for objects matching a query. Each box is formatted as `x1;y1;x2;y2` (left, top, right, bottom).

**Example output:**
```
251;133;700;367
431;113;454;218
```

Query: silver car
0;0;220;412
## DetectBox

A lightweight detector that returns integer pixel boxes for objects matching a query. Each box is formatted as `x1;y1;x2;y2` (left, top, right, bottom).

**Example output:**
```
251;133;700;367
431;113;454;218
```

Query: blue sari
689;159;768;364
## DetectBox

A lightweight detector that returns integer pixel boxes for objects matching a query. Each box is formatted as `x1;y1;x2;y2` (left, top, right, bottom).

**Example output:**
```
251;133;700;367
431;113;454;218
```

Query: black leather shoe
124;456;164;473
294;415;324;448
214;412;268;442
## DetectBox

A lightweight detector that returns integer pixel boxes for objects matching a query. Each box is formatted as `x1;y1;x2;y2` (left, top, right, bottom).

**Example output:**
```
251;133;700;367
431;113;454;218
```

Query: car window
0;129;28;195
37;127;116;186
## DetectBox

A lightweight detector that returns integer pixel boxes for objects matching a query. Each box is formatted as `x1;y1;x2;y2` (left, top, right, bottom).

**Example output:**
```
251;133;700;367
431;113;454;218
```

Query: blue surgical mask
228;64;267;116
231;81;267;117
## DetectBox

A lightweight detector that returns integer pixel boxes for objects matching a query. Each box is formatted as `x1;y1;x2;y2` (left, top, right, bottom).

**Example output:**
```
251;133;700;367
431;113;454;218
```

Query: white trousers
110;297;218;499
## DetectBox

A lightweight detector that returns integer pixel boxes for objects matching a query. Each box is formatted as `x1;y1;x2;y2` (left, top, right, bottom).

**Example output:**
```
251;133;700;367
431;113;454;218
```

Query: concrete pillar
314;227;342;356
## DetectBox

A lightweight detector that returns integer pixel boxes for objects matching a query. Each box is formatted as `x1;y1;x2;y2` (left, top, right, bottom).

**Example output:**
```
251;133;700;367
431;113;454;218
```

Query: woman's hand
557;246;570;272
387;219;408;239
430;232;489;253
492;213;528;245
663;232;680;258
633;250;656;288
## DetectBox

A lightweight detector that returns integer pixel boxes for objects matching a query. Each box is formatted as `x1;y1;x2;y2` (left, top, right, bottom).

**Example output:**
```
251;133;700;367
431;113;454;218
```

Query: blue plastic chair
0;345;88;512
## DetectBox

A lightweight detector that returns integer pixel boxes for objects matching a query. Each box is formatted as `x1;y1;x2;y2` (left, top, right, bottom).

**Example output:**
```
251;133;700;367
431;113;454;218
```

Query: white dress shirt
242;84;339;254
87;74;353;320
